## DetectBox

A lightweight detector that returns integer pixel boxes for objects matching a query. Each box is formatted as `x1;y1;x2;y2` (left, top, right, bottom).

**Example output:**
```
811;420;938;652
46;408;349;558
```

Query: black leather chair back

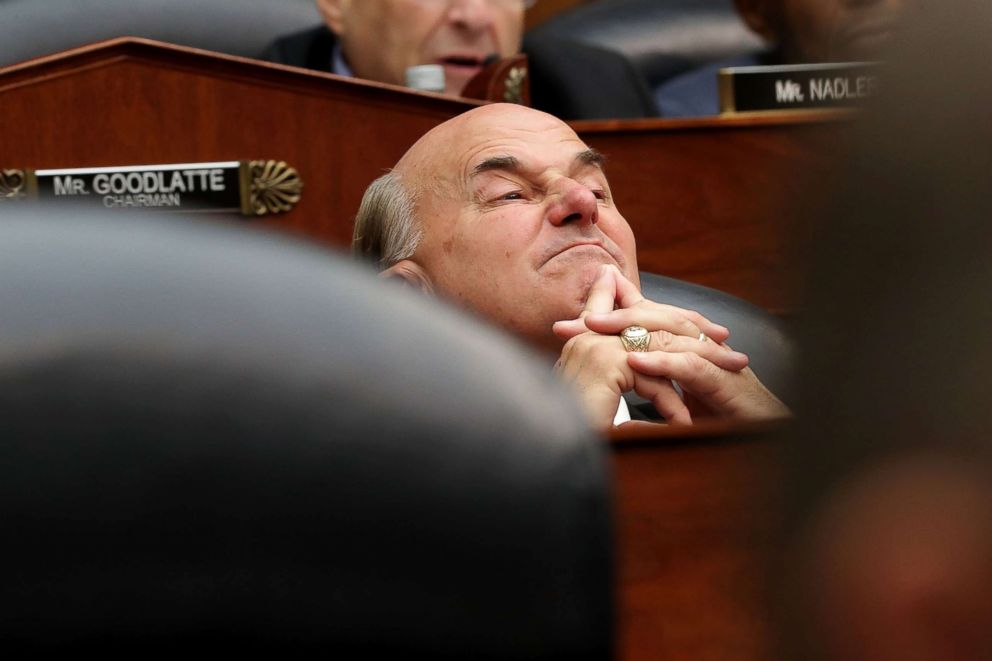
0;0;320;67
527;0;763;89
0;210;610;658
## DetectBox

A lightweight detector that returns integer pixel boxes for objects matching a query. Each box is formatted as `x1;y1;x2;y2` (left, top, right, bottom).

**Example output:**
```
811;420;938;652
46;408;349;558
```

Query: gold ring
698;332;708;342
620;326;650;352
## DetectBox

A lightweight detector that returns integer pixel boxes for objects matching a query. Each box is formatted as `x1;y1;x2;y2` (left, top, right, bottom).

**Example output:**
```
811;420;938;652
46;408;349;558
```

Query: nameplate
0;160;303;216
718;62;880;114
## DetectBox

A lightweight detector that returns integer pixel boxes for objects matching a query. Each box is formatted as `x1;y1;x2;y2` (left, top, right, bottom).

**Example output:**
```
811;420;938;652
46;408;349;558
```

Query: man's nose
447;0;497;31
547;180;599;227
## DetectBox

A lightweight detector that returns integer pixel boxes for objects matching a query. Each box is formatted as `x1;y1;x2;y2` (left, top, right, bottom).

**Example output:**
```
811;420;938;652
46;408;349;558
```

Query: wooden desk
0;37;478;248
610;421;786;661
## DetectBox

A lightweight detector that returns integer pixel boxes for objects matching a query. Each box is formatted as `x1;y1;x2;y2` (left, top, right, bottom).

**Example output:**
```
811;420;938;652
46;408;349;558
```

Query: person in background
352;102;787;430
778;1;992;657
261;0;656;120
655;0;904;117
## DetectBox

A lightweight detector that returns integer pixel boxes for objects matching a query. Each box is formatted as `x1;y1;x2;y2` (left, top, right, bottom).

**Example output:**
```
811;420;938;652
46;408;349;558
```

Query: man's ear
381;259;435;296
315;0;349;36
733;0;778;44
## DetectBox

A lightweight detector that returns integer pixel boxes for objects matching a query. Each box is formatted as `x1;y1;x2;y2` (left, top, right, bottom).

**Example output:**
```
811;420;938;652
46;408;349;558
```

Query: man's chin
557;262;611;318
569;259;640;308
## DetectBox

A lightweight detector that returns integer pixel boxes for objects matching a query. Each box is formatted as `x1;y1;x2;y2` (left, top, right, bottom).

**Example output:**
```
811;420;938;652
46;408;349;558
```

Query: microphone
405;64;445;93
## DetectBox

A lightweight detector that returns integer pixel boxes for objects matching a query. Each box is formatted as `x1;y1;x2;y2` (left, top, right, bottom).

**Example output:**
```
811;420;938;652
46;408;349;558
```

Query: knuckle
567;332;614;359
685;310;707;327
653;329;677;350
678;318;701;337
681;351;709;373
562;334;583;356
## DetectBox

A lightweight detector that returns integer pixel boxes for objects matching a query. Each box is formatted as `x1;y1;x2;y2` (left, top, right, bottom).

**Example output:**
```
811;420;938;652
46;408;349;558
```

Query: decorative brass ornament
246;160;303;216
503;67;527;105
0;169;27;200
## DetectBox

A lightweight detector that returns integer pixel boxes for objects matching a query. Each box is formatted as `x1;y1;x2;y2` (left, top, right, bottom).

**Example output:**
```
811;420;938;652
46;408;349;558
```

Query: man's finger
679;308;730;343
590;271;732;342
627;351;790;421
608;266;646;308
626;350;725;396
644;330;749;371
632;374;692;425
584;306;700;340
552;318;589;340
579;264;618;318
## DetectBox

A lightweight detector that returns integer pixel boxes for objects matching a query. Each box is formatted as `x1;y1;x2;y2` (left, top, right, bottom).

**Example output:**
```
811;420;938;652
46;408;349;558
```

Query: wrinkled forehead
397;107;589;200
457;123;590;182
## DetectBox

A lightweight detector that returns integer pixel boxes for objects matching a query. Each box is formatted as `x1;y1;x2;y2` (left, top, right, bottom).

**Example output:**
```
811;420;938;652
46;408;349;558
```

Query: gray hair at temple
352;171;422;270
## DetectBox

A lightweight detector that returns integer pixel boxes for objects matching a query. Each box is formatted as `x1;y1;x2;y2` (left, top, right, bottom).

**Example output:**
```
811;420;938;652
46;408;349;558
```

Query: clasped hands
552;265;788;431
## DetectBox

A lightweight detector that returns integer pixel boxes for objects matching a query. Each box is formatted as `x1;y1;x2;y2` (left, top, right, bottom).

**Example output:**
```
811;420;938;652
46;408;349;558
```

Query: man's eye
499;191;524;201
592;189;609;201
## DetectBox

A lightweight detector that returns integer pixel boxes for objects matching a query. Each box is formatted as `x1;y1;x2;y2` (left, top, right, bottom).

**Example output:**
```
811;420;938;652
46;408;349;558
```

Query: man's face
740;0;903;62
320;0;525;96
395;104;639;351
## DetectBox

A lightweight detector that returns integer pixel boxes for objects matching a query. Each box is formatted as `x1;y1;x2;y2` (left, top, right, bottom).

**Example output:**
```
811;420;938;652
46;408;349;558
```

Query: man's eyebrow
575;148;606;171
469;149;605;177
471;155;522;176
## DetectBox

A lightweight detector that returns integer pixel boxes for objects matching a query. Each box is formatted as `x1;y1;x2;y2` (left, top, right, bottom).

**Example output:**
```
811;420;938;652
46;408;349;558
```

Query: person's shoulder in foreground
352;102;789;431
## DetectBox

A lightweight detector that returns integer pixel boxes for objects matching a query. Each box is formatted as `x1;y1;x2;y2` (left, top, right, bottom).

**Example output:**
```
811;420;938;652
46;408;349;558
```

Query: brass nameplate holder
0;160;302;216
462;54;531;107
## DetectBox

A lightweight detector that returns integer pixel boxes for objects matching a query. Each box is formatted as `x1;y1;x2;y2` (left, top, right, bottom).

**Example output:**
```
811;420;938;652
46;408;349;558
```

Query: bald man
354;103;787;430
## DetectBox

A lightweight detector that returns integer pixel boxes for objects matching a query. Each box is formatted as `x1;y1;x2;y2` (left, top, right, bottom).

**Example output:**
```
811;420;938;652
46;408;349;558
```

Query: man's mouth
541;241;617;267
437;54;486;72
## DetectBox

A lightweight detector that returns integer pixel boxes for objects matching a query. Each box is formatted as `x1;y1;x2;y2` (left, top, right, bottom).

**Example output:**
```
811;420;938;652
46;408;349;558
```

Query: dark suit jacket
653;50;778;117
259;25;656;121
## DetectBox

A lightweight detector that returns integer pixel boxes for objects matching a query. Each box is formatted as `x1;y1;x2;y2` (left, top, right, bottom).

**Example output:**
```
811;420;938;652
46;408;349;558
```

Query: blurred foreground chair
0;0;320;66
527;0;762;91
0;210;610;658
777;2;992;658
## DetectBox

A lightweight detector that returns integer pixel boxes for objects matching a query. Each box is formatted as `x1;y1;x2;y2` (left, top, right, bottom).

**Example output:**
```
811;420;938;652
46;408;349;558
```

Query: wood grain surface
610;421;787;661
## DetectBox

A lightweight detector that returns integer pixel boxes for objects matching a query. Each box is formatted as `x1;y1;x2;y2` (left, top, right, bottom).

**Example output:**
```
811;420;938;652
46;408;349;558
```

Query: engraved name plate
719;62;880;115
1;160;302;216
